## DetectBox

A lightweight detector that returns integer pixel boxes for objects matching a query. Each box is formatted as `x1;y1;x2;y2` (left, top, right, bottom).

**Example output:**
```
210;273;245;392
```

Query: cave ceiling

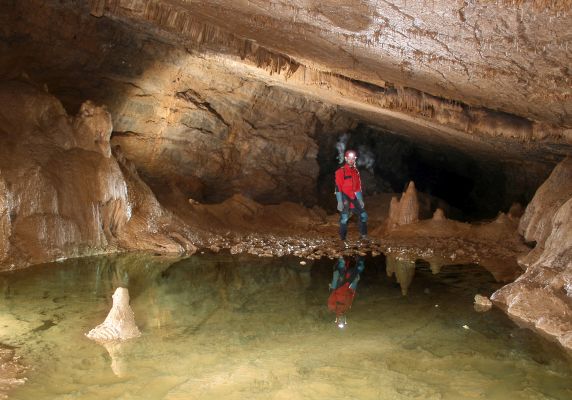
1;0;571;205
87;0;572;156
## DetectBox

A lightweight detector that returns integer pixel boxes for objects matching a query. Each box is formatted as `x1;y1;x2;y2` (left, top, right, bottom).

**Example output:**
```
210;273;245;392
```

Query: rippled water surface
1;253;571;400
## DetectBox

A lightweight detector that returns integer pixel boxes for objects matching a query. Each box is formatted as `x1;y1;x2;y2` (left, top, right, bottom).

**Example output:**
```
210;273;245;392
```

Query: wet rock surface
492;157;572;351
186;193;526;287
1;1;569;188
0;81;195;270
0;0;570;361
0;345;27;400
86;287;141;342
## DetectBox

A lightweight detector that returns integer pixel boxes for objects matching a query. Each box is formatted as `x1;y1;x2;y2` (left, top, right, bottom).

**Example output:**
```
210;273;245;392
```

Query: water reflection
385;255;416;295
328;256;365;328
1;254;571;400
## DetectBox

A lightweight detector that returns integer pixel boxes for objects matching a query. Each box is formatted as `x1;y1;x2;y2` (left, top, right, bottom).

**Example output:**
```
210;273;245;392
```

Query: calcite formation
387;181;420;229
86;287;141;342
0;81;195;270
87;0;572;130
492;157;572;350
474;294;493;313
0;0;570;355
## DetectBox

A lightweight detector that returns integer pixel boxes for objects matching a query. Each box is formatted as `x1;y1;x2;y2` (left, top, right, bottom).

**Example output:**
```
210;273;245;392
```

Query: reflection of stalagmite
102;342;128;377
386;256;416;295
429;261;443;275
388;181;419;229
86;287;141;342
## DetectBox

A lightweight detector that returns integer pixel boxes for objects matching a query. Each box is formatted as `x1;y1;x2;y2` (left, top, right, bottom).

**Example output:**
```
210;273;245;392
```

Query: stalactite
91;0;570;146
499;0;572;12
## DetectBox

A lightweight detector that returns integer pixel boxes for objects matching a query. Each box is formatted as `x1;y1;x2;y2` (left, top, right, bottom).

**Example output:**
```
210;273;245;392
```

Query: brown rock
432;208;446;221
0;82;195;270
492;158;572;351
474;294;493;312
387;181;420;230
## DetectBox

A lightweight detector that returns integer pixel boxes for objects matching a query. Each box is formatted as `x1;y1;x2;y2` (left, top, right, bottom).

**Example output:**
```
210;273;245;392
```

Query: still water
1;253;571;400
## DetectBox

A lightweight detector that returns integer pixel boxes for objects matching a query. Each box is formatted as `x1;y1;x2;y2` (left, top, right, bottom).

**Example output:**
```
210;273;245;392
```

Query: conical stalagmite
397;181;419;226
387;181;420;230
86;287;141;342
432;208;446;221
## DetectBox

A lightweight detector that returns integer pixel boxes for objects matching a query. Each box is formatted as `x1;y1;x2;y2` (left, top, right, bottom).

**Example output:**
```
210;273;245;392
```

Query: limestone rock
492;158;572;351
432;208;446;221
86;287;141;342
0;82;195;270
73;100;113;157
474;294;492;312
387;181;420;229
0;345;27;399
518;157;572;254
0;176;10;264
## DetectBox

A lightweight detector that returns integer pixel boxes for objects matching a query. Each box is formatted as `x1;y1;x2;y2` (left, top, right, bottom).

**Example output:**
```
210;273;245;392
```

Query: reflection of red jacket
335;164;362;200
328;283;356;316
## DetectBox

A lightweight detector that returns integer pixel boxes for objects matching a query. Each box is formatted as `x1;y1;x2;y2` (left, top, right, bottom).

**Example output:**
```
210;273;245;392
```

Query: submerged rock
474;294;492;312
0;345;27;399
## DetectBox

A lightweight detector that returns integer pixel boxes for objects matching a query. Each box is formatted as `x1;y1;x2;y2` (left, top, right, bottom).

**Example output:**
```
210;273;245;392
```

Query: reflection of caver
328;256;365;328
335;150;368;243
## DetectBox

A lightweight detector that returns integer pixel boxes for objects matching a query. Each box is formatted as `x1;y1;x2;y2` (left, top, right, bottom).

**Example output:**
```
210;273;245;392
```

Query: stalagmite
432;208;446;221
86;287;141;342
387;181;420;229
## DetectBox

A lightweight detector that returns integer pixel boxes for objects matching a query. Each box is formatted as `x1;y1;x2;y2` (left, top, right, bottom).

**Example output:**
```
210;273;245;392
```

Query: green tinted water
1;253;571;400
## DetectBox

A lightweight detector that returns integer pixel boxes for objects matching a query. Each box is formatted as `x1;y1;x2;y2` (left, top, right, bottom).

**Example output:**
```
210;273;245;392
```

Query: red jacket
328;283;356;317
335;164;362;199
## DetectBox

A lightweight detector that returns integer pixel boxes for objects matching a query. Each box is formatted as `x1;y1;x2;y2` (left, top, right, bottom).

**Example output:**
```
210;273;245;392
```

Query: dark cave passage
316;123;551;220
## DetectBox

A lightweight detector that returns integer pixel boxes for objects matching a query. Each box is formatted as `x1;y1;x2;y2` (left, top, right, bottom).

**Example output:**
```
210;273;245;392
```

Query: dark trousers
339;197;368;240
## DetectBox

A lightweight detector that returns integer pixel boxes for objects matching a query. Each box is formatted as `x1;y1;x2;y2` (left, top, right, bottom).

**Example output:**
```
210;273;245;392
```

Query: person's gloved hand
355;191;365;208
335;191;343;212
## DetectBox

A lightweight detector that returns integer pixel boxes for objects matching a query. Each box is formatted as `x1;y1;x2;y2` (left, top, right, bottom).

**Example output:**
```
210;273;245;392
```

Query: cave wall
492;157;572;350
0;81;194;269
110;67;354;205
0;0;356;207
2;1;569;213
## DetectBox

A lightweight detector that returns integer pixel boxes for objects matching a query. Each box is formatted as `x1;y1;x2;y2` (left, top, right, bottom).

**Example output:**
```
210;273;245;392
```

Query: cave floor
1;253;571;400
192;218;524;284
